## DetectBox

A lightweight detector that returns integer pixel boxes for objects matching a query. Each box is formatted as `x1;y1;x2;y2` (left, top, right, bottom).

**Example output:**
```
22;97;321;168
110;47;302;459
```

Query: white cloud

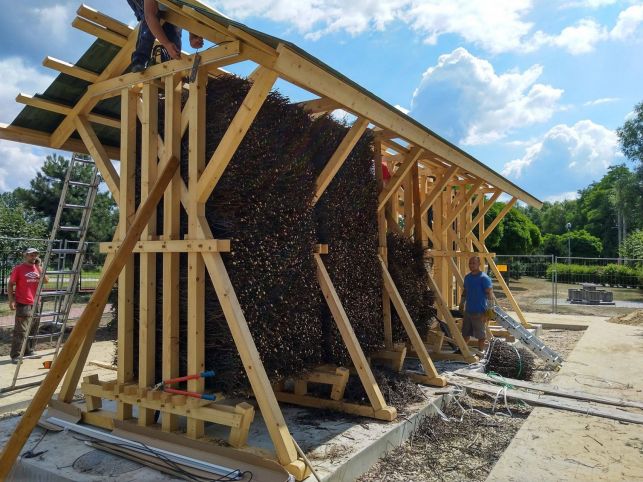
544;191;580;202
583;97;619;106
610;4;643;40
410;48;563;145
532;19;608;54
502;120;620;198
30;4;74;43
0;142;47;192
0;57;54;121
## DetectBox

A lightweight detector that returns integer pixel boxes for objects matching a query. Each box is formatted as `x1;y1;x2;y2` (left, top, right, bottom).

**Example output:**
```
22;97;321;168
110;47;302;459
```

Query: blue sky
0;0;642;202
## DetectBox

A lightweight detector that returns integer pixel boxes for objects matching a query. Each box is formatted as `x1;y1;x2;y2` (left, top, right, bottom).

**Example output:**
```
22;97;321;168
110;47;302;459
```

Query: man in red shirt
8;248;48;363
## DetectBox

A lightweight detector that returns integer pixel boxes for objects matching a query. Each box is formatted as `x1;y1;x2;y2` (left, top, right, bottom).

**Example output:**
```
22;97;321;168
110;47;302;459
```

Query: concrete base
0;383;447;481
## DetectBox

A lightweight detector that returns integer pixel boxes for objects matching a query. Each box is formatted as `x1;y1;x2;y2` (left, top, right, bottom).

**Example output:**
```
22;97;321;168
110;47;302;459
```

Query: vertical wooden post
186;69;206;439
138;83;158;426
117;87;137;421
411;161;422;243
162;74;182;432
403;174;414;237
374;140;392;348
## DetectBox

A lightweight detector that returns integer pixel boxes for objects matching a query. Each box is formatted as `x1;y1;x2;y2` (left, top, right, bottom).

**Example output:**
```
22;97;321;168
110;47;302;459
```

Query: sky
0;0;642;202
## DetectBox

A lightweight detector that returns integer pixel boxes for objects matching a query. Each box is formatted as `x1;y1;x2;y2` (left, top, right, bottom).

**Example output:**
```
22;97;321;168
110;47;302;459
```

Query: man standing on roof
127;0;204;72
8;248;48;363
458;256;494;352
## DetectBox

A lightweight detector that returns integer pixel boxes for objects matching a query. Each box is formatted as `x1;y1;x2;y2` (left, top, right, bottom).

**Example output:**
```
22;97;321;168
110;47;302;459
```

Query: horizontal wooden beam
272;44;541;208
428;250;496;257
72;16;128;47
99;239;231;253
42;56;99;83
16;94;120;129
297;97;343;114
87;42;242;98
0;123;120;159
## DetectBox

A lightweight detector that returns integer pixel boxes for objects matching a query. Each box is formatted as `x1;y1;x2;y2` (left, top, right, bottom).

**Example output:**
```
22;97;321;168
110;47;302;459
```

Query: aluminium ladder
2;153;100;393
493;305;563;367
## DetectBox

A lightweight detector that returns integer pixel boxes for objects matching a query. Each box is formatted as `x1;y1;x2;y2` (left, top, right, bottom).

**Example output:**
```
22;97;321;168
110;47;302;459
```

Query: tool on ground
493;305;562;367
153;370;217;400
2;153;100;394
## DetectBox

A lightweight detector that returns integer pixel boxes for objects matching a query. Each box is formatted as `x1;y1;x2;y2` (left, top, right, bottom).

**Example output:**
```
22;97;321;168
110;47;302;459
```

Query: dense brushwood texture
386;232;436;341
485;339;535;380
310;116;384;365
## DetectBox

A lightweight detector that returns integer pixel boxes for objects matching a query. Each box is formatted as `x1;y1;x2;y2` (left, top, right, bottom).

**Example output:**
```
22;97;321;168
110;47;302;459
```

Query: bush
508;260;527;280
547;263;642;287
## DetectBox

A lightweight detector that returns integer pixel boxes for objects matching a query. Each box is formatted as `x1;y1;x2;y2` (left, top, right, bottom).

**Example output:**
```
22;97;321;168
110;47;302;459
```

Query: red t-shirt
9;263;41;305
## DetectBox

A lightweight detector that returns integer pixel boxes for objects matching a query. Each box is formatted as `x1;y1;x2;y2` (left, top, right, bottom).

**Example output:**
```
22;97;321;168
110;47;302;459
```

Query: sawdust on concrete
608;309;643;326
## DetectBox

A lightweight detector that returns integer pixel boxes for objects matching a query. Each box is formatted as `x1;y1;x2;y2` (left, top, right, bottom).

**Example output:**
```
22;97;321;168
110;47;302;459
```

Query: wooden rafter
16;94;120;129
42;56;99;83
298;97;343;114
72;16;128;47
313;117;369;204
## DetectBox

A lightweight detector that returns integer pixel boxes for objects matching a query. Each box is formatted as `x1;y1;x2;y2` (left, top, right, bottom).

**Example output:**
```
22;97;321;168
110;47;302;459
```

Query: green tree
617;100;643;166
484;203;542;254
14;153;118;244
620;230;643;260
545;230;603;258
0;192;48;256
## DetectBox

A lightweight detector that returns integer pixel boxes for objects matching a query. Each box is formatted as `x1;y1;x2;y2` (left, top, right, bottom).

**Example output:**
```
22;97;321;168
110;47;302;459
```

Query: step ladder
493;305;563;367
2;153;100;393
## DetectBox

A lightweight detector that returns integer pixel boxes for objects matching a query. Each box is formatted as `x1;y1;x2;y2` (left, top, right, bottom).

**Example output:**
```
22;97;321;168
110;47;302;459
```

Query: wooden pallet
81;374;255;448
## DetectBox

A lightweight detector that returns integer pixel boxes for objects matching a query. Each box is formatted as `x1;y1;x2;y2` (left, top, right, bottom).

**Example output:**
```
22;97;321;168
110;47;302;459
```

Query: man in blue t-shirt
459;256;494;352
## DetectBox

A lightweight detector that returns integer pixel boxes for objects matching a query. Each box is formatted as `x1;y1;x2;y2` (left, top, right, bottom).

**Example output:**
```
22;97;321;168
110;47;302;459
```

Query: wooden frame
0;3;540;480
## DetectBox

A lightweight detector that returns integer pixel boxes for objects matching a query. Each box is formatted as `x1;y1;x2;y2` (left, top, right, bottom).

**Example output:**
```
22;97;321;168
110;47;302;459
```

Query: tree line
486;100;643;259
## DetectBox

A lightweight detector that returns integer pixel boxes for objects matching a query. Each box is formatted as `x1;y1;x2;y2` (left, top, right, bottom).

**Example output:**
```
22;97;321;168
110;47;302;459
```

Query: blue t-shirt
463;272;492;314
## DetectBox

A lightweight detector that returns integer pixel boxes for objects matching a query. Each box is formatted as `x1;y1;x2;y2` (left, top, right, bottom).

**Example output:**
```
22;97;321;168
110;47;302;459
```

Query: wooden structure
0;1;541;479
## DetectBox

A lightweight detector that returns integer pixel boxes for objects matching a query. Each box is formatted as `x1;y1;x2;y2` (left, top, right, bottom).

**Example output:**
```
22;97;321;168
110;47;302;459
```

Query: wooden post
117;87;137;421
411;161;422;243
138;83;158;426
379;257;446;387
0;157;179;479
162;73;182;432
374;140;393;348
186;69;207;439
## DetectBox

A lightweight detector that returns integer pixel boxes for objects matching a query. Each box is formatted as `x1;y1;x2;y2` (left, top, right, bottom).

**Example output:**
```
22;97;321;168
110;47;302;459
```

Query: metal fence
0;236;104;295
491;255;643;314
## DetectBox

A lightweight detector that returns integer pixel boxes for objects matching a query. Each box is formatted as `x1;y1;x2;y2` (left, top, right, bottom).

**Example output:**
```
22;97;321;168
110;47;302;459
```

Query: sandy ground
359;327;585;482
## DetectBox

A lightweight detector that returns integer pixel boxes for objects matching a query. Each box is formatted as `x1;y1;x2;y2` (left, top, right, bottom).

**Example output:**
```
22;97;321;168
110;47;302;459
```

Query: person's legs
10;313;28;360
128;0;155;70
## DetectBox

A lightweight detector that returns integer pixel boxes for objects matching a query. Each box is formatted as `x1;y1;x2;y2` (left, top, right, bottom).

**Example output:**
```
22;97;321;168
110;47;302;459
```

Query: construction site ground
0;311;642;481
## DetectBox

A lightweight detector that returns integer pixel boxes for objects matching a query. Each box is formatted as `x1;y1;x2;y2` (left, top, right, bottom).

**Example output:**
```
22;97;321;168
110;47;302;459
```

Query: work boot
11;358;18;364
130;62;146;73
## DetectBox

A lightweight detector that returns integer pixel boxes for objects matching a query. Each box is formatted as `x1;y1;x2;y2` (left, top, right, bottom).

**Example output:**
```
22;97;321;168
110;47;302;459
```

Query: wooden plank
271;44;543;208
99;239;231;253
162;74;182;434
482;197;517;241
42;56;99;83
117;88;137;422
86;42;241;98
274;392;396;420
0;123;120;160
228;402;255;448
313;117;369;204
72;16;128;47
315;254;396;419
447;376;643;425
162;9;231;45
186;69;207;440
378;146;423;211
297;97;343;114
76;4;133;38
201;251;300;468
411;162;422;242
50;25;138;149
74;117;120;205
138;83;158;426
455;370;643;409
196;67;278;203
379;257;446;387
407;165;458;233
0;156;179;479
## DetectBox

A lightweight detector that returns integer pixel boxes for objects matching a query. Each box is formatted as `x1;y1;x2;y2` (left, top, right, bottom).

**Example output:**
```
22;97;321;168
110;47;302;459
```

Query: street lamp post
566;222;572;263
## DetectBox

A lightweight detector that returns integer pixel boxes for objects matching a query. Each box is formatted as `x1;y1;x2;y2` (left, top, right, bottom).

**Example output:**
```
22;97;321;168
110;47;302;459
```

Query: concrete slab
487;319;643;481
509;311;608;330
0;340;116;415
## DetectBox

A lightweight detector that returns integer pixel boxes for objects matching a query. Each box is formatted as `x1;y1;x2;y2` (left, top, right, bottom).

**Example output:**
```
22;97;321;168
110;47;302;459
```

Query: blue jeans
127;0;182;65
